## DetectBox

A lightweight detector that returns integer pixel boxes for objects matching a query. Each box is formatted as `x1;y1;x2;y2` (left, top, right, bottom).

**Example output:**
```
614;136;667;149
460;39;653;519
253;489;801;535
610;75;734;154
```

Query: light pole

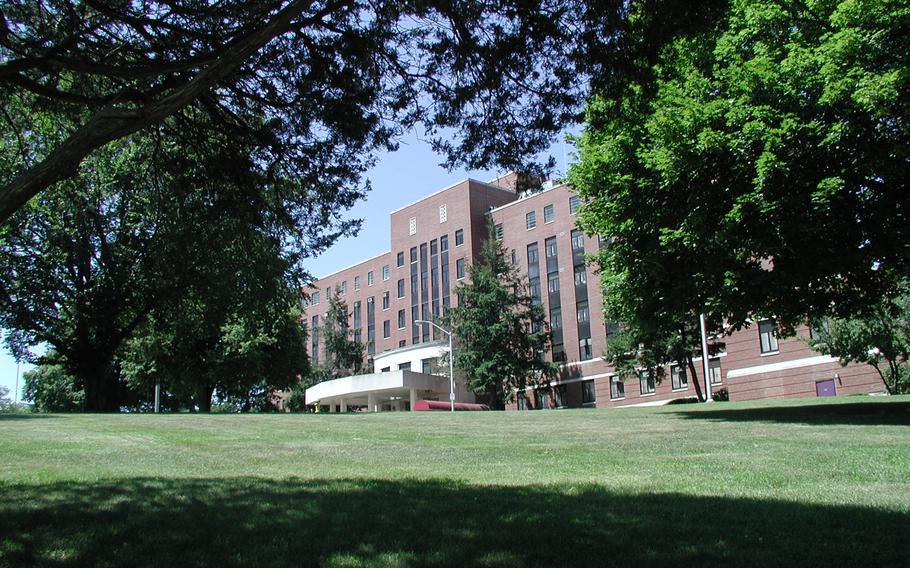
415;319;455;412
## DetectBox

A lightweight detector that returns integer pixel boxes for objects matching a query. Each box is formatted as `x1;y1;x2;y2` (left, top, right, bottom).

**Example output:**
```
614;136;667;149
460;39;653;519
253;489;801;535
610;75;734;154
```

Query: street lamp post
415;319;455;412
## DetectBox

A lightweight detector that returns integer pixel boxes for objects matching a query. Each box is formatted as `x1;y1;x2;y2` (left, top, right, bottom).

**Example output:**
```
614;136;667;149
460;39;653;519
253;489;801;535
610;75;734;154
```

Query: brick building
303;173;884;411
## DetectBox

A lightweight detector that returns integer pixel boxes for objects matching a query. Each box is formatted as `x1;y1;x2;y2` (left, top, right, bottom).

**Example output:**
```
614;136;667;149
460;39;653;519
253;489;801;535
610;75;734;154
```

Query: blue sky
0;130;576;403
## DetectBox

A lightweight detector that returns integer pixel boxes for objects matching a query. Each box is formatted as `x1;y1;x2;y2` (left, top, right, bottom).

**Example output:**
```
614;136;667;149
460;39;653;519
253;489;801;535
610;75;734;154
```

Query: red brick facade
304;177;888;409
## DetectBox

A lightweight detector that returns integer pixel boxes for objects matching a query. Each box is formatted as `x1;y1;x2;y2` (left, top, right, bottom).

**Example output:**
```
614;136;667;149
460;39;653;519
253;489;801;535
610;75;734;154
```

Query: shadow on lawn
675;400;910;427
0;414;58;421
1;478;908;567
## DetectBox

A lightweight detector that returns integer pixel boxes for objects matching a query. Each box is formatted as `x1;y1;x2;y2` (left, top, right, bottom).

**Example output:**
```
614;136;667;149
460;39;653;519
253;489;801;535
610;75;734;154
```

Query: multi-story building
303;173;884;411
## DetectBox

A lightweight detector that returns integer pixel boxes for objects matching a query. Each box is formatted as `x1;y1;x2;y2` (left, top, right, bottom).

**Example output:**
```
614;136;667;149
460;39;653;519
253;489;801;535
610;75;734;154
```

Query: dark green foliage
319;290;365;379
0;112;316;411
449;232;556;408
0;1;599;220
809;288;910;394
21;351;83;412
572;0;910;342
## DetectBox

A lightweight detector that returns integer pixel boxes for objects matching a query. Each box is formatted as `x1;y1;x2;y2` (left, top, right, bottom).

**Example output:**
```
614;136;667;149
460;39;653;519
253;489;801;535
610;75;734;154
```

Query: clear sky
0;129;576;403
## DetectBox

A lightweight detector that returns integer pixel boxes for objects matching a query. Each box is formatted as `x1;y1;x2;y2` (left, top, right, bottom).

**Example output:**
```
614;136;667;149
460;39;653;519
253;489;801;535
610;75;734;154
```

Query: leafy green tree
0;108;331;410
0;1;592;221
448;233;556;409
320;290;365;380
21;351;84;412
809;291;910;395
571;0;910;339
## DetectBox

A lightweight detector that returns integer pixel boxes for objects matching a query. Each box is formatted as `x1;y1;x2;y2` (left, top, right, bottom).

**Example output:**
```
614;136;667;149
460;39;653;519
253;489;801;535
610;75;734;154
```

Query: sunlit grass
1;396;908;566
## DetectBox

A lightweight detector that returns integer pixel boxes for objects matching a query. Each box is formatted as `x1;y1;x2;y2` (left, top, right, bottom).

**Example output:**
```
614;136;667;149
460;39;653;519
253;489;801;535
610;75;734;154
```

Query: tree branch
0;0;313;224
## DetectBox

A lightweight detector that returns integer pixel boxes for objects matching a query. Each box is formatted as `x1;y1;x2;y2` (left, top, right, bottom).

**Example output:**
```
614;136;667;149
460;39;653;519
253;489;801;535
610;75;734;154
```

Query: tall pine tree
449;232;556;409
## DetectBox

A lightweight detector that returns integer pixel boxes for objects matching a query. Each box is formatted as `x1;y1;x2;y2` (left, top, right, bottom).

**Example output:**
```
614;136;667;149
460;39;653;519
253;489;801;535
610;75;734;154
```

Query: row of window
310;229;467;306
514;195;582;234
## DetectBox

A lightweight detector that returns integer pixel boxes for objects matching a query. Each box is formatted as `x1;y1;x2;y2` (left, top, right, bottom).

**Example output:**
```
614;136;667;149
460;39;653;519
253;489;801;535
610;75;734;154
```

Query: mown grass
1;396;908;567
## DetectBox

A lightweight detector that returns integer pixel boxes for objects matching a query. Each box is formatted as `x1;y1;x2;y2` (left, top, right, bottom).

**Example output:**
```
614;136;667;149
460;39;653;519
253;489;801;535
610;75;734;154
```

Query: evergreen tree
320;289;365;379
449;233;556;409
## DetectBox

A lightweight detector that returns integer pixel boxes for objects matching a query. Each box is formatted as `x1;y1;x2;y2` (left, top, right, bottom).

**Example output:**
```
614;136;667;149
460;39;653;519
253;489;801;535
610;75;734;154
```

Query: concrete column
339;398;345;413
410;388;417;412
368;393;376;413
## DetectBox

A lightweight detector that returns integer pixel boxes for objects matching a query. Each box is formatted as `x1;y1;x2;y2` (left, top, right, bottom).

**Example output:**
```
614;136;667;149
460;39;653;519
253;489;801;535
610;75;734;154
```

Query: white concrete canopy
305;370;463;411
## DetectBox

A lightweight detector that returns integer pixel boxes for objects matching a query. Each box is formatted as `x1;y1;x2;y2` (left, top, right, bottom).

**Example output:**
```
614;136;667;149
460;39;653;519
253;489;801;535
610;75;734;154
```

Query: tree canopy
571;0;910;343
448;232;556;409
0;0;610;221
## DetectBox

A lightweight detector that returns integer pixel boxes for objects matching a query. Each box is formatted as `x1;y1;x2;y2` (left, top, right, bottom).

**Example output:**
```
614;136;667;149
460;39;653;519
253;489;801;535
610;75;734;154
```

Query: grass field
1;396;909;567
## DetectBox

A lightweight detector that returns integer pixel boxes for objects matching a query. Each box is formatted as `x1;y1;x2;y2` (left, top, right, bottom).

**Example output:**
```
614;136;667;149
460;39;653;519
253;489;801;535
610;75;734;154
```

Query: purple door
816;379;836;397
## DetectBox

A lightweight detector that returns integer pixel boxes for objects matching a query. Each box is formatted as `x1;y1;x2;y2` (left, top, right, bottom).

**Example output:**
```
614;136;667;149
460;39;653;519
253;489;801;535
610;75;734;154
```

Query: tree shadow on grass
0;414;57;421
674;400;910;427
1;478;907;567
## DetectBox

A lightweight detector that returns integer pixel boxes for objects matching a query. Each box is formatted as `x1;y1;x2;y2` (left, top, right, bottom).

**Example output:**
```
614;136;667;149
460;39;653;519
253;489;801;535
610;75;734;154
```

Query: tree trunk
686;354;705;402
75;356;120;412
197;384;215;412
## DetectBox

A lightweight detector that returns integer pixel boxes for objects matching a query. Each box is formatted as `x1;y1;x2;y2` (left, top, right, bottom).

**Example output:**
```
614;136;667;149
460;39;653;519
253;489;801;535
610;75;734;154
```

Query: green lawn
1;396;908;567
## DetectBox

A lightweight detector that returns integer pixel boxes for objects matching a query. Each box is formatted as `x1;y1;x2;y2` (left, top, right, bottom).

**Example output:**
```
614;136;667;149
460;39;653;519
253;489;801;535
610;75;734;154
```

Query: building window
536;389;550;410
439;204;447;223
340;280;347;295
396;252;404;267
381;366;391;372
382;291;390;310
759;319;779;353
709;358;723;385
548;278;560;294
552;342;566;362
382;265;390;281
354;276;361;291
571;230;585;252
526;211;537;230
610;376;625;399
544;204;555;224
582;380;596;404
383;320;391;339
456;258;465;279
422;358;434;374
409;216;417;235
639;370;656;395
671;365;688;390
311;291;320;305
367;271;374;286
576;301;589;324
550;307;562;329
399;362;411;371
398;309;405;329
493;223;504;241
440;235;448;252
398;340;407;348
455;229;464;246
397;279;405;298
554;385;567;408
545;239;558;258
579;337;592;361
574;265;587;286
410;247;417;263
569;195;580;214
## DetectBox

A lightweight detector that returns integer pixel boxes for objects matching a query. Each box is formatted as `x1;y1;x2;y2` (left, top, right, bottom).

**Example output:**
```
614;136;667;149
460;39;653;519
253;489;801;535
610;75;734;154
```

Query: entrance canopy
305;370;454;412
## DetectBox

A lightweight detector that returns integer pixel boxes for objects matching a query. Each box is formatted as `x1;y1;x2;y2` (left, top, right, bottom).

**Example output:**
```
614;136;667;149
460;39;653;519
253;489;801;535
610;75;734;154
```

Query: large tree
571;0;910;341
448;232;556;409
0;0;598;221
0;105;330;410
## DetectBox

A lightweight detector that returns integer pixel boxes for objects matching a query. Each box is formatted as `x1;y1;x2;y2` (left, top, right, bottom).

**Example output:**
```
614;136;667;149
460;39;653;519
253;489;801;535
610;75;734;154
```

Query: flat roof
486;181;571;216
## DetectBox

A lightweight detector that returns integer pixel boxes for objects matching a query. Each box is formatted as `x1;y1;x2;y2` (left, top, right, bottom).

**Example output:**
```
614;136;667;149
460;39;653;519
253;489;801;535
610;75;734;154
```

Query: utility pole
699;313;713;402
415;319;455;412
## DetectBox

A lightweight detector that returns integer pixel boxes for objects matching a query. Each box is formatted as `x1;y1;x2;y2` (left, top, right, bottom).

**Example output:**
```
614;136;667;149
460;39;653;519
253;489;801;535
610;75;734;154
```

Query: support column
339;398;345;413
410;388;417;412
368;393;376;413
